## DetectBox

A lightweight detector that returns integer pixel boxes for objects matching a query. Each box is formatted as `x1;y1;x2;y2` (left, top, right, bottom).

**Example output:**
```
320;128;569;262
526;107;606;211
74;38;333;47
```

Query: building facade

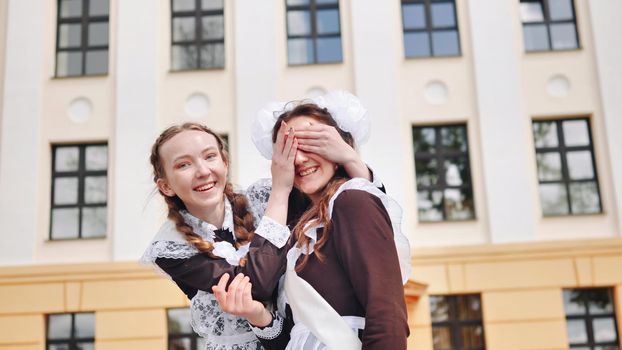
1;0;621;349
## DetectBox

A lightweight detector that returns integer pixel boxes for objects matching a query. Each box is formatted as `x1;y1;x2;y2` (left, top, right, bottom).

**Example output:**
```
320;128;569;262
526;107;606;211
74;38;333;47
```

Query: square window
413;125;475;221
47;313;95;349
401;0;461;58
286;0;342;65
430;294;485;350
50;144;108;240
532;118;601;216
563;288;619;348
520;0;580;52
56;0;109;76
171;0;225;70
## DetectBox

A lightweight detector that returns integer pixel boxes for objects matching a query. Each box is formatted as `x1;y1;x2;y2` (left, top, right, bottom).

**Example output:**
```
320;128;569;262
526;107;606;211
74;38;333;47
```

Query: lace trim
255;215;290;249
190;291;260;346
246;178;272;225
251;312;284;340
140;240;198;263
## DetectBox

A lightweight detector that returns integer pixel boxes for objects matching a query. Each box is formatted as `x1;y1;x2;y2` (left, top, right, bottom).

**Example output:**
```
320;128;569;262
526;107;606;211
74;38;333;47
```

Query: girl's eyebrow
172;146;218;163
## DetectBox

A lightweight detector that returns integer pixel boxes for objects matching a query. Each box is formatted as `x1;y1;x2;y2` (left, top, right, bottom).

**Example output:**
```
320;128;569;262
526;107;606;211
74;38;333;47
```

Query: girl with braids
142;119;377;349
212;92;412;350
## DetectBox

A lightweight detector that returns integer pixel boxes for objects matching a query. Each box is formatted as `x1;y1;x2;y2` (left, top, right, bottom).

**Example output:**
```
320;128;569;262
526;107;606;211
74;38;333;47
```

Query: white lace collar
179;198;234;241
141;198;250;266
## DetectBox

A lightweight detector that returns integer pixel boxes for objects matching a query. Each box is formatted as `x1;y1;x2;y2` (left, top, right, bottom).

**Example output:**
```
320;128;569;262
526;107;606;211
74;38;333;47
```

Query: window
56;0;109;77
430;294;486;350
50;144;108;240
171;0;225;70
47;312;95;350
563;288;620;350
285;0;342;65
168;308;203;350
413;125;475;221
532;118;601;216
520;0;579;51
401;0;460;57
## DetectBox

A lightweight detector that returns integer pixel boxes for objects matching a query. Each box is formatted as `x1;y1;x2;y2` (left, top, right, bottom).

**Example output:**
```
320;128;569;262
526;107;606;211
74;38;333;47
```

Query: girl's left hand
295;123;370;180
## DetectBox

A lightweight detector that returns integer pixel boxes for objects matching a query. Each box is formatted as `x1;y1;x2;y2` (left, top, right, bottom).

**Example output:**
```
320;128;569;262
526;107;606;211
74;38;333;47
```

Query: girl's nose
294;149;309;165
195;161;211;177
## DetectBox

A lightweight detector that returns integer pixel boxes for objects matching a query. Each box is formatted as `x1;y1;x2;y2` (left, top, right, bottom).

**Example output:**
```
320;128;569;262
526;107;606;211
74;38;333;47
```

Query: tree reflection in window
413;124;475;222
563;288;619;350
532;118;601;216
429;294;485;350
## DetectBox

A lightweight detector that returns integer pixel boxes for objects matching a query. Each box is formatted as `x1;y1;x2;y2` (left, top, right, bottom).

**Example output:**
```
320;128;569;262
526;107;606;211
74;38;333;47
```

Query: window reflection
286;0;342;65
402;0;460;57
520;0;579;51
532;119;601;215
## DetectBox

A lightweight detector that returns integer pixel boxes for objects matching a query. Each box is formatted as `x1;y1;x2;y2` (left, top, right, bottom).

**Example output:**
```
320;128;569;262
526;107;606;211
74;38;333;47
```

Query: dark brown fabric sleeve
156;234;287;301
331;190;409;349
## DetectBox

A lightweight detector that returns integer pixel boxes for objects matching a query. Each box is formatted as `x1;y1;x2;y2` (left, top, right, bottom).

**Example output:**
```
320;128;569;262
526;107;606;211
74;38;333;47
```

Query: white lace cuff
255;215;290;248
251;312;284;340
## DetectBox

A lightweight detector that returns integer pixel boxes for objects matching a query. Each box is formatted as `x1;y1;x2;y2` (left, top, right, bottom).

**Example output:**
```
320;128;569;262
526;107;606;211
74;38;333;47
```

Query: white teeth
195;182;215;192
298;167;318;177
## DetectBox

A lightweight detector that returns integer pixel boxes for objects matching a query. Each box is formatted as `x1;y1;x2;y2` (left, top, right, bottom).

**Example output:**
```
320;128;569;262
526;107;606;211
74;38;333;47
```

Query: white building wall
0;0;45;265
467;0;537;243
588;0;622;235
234;0;280;188
113;0;161;260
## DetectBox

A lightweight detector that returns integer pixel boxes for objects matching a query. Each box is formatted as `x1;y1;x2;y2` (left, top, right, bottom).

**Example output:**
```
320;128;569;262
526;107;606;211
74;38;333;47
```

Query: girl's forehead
287;115;327;127
161;130;219;156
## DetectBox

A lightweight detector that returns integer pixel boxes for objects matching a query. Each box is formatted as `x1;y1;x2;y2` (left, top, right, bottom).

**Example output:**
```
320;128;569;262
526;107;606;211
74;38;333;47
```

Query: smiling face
156;130;228;221
288;116;337;202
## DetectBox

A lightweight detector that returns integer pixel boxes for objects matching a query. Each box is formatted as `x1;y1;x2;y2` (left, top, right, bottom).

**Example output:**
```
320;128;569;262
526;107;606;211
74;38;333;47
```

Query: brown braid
150;122;256;264
271;103;355;272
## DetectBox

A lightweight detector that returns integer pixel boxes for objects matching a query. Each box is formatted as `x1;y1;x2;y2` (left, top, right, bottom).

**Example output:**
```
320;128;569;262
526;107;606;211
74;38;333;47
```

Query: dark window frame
430;294;486;350
167;308;201;350
46;312;95;350
563;287;620;349
55;0;109;77
520;0;581;52
401;0;461;58
170;0;225;71
285;0;343;65
50;143;108;240
413;124;476;222
532;117;602;216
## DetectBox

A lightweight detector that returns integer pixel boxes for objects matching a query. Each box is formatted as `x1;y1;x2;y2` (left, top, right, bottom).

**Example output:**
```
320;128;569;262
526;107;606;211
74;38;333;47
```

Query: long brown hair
150;123;255;262
272;103;355;271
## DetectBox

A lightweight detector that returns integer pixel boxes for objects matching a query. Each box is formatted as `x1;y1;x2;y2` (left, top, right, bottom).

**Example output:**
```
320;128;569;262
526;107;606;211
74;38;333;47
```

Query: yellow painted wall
1;238;622;349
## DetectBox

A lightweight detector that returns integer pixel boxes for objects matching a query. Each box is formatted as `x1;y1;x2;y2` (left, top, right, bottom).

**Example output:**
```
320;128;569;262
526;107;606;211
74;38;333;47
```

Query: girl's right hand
212;273;273;327
271;121;297;194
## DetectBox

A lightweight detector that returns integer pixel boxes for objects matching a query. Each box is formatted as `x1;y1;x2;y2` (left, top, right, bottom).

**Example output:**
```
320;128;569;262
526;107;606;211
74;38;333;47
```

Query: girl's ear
156;178;175;197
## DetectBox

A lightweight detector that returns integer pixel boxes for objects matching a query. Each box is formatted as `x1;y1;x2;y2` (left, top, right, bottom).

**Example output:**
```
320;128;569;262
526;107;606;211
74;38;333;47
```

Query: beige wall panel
574;257;594;286
159;73;235;133
409;294;432;326
447;264;465;292
65;282;82;311
408;326;433;350
411;265;448;294
465;259;575;290
97;309;166;339
482;289;565;322
593;255;622;284
0;283;64;314
0;315;43;344
82;279;184;310
0;346;41;350
97;338;165;350
485;320;567;350
281;65;353;101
